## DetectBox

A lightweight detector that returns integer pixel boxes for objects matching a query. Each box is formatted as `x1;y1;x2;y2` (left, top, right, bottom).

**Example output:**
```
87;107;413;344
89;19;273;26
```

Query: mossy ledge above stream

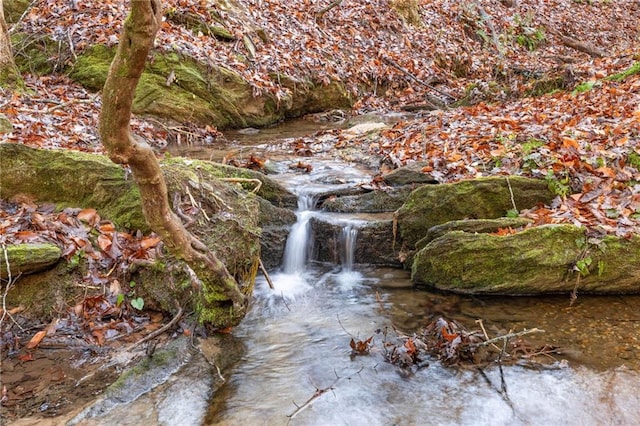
67;45;351;129
0;143;296;326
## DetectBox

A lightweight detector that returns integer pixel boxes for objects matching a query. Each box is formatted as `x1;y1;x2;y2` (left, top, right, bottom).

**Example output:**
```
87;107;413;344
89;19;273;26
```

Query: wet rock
320;186;415;213
257;198;296;269
412;224;640;294
67;337;219;426
0;243;61;278
382;161;438;186
396;176;554;249
343;122;388;136
310;216;400;266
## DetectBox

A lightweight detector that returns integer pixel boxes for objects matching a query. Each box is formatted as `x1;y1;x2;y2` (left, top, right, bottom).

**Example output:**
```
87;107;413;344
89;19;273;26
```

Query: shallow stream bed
207;267;640;425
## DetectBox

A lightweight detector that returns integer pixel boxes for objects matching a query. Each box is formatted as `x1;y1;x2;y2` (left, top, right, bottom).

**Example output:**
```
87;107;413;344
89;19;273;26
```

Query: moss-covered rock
0;113;13;133
68;45;351;130
164;156;296;208
382;162;438;186
0;143;146;230
416;217;534;249
396;176;554;249
412;224;640;295
68;45;274;128
5;262;81;317
3;0;31;23
0;243;61;278
274;73;352;119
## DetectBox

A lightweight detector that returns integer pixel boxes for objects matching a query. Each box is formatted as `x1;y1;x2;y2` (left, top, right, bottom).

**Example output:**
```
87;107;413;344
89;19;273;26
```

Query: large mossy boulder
396;176;554;249
416;217;534;249
412;224;640;295
0;142;146;230
0;143;295;230
0;143;294;326
68;45;351;130
69;45;280;129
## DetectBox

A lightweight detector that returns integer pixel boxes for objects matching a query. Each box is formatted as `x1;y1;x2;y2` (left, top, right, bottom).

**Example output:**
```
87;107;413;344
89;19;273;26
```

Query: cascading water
282;193;316;274
339;224;358;272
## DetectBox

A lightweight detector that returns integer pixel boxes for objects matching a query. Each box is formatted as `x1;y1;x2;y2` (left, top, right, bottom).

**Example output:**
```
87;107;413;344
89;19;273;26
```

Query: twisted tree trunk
99;0;247;326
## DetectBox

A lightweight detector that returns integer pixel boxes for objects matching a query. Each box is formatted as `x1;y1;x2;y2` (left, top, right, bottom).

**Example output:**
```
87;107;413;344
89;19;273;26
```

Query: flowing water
168;122;640;425
208;272;640;425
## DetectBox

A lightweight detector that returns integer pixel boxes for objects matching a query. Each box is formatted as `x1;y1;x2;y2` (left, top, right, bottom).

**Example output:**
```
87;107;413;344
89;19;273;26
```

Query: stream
173;120;640;425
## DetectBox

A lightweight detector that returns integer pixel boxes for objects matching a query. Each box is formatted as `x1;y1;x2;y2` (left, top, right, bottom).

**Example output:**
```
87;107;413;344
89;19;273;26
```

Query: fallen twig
259;258;274;289
471;328;544;348
288;366;363;421
1;244;24;331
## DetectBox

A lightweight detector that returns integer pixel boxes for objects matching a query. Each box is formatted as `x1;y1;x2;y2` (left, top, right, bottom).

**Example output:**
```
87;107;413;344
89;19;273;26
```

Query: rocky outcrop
68;45;351;130
382;161;438;186
320;186;415;213
415;217;534;249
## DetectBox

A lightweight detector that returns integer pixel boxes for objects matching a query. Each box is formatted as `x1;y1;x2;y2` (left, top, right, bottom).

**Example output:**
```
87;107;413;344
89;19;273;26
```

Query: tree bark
0;0;20;85
99;0;247;325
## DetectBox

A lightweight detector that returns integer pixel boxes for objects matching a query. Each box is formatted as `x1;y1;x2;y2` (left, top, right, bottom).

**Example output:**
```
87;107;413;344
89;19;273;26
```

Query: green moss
397;176;554;249
605;62;640;82
412;225;640;295
520;138;545;154
161;156;295;208
5;263;81;318
2;145;264;327
3;0;31;22
412;225;586;294
0;243;61;278
628;151;640;170
67;44;113;90
0;144;146;230
68;46;287;129
572;81;597;95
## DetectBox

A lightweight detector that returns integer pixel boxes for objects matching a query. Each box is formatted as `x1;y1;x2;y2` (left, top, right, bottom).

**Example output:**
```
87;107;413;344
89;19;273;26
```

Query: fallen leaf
77;208;99;225
26;330;47;349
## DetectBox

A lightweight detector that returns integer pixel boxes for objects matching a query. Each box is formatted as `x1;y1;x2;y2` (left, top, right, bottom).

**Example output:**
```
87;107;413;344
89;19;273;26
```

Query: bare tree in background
0;0;20;85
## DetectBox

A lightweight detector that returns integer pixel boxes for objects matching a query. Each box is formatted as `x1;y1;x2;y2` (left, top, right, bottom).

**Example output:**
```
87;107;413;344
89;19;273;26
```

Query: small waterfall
339;224;358;272
282;194;316;274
